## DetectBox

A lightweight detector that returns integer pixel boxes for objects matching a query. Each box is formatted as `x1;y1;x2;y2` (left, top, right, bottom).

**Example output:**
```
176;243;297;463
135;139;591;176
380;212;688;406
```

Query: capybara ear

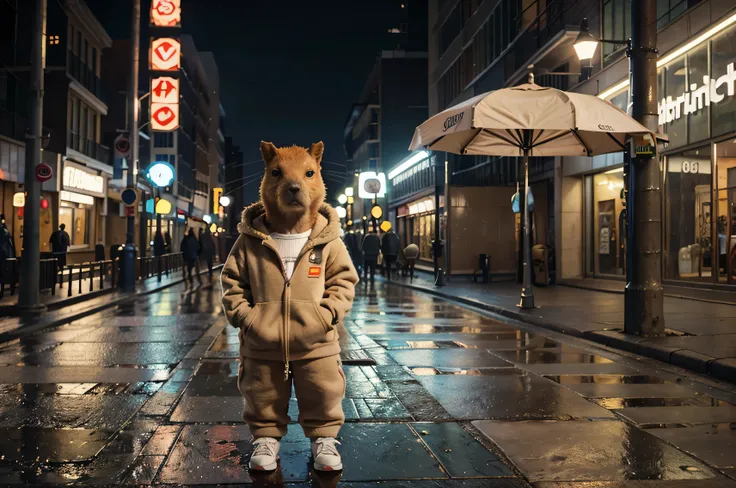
308;141;324;166
260;141;278;164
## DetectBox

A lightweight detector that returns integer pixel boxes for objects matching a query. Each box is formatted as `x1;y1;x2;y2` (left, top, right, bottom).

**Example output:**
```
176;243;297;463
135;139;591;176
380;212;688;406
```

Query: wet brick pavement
0;280;733;486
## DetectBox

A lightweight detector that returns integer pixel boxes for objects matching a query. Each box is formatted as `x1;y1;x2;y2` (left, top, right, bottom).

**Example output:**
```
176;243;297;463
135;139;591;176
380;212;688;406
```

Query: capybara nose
288;184;300;195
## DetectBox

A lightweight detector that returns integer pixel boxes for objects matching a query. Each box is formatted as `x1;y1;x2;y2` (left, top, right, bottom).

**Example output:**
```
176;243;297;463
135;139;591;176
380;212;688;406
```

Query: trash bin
532;244;549;286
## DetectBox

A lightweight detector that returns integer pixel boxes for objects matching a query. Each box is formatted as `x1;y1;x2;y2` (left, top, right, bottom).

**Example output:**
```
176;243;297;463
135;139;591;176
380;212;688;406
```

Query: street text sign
150;38;181;71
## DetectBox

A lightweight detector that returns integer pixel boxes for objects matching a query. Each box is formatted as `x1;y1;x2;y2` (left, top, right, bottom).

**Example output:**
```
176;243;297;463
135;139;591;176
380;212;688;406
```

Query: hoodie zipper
261;239;318;382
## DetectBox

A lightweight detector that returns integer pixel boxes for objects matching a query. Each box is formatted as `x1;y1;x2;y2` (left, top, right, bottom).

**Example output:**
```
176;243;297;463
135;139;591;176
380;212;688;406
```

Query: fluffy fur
259;141;326;234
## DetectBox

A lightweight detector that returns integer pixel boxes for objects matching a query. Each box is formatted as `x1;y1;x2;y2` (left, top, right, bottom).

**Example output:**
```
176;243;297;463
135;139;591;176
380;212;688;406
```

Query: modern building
344;51;429;230
420;0;736;290
1;0;112;264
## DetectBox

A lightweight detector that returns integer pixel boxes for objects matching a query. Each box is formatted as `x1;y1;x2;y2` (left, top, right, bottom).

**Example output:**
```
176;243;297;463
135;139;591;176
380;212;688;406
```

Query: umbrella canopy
409;83;663;156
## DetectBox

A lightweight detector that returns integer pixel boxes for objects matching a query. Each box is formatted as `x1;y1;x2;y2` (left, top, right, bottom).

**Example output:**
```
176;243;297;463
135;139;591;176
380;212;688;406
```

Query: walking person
360;230;380;284
0;215;15;293
198;227;216;288
180;228;202;289
164;231;172;254
403;242;419;281
50;224;70;278
380;228;400;281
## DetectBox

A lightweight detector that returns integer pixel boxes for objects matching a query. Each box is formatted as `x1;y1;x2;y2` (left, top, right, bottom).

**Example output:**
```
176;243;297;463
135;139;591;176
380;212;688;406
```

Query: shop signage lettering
681;160;700;174
443;113;463;132
658;62;736;125
63;165;104;195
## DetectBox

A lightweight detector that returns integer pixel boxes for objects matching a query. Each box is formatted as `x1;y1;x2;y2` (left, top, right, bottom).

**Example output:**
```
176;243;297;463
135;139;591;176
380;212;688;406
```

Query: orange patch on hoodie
308;266;321;278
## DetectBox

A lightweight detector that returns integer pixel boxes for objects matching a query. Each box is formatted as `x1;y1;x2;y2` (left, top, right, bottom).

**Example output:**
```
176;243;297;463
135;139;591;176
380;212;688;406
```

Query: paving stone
473;420;716;482
0;427;111;462
17;342;192;366
385;378;452;421
493;350;614;364
364;398;411;420
616;406;736;426
338;423;447;481
533;481;736;487
411;422;515;478
0;394;146;429
516;363;640;376
142;425;182;455
417;373;615;420
340;482;527;488
564;383;697;399
647;424;736;468
65;327;204;343
158;424;310;484
123;455;166;485
0;365;169;383
388;349;513;368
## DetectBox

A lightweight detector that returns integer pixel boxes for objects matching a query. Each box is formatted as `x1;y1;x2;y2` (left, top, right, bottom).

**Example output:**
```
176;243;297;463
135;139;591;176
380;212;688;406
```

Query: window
593;169;625;276
665;145;712;282
602;0;629;60
657;0;691;29
59;203;89;247
154;132;174;148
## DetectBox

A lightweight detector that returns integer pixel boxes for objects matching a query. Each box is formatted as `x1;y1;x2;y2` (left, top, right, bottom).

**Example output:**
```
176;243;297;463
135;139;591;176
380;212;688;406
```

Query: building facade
1;0;112;264
420;0;724;284
560;0;736;288
344;51;429;231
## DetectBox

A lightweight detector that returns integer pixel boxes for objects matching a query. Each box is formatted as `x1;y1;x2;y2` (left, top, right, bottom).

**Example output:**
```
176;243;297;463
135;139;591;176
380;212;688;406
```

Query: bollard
67;265;73;297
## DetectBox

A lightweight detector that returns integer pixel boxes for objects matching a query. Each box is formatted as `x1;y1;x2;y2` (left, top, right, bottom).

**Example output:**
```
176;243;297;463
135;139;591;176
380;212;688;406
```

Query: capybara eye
271;169;281;178
306;170;315;178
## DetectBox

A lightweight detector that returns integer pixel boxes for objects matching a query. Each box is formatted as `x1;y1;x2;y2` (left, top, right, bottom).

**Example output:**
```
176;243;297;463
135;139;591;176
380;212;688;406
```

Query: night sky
87;0;406;196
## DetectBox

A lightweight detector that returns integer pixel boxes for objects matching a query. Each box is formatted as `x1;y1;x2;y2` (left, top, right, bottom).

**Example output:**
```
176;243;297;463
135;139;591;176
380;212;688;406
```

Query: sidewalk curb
390;280;734;384
0;265;223;345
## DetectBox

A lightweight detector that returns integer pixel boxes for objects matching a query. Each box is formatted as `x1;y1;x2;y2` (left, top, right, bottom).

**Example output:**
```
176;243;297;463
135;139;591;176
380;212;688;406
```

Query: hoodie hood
238;201;342;246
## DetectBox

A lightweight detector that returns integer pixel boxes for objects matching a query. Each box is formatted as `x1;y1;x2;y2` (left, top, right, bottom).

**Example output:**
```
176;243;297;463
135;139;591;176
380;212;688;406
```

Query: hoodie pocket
289;300;335;353
243;302;282;352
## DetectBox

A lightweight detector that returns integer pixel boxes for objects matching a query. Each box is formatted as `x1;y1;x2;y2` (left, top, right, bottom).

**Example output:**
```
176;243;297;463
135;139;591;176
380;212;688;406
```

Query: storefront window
665;145;712;281
593;169;625;275
60;203;89;247
715;140;736;283
711;27;736;138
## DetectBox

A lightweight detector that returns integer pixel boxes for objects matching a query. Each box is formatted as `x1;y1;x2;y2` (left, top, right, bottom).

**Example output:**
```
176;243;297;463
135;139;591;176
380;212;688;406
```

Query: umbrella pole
519;142;535;309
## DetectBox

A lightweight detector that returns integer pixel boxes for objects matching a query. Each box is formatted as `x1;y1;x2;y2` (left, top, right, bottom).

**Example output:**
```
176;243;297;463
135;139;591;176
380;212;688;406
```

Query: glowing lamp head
219;195;232;207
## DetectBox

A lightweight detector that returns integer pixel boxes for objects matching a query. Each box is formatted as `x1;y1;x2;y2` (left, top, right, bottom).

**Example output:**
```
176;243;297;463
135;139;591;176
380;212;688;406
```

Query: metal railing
1;252;186;303
138;253;184;283
0;257;58;299
68;132;110;163
67;50;104;101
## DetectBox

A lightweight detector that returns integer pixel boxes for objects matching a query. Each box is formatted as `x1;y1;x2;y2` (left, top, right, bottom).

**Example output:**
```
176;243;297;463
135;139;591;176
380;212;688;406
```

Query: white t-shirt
270;229;311;280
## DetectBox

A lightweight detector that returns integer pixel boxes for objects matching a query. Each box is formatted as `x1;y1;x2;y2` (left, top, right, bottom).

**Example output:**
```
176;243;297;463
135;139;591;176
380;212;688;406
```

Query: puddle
592;398;710;409
497;350;615;364
545;375;668;385
412;367;518;376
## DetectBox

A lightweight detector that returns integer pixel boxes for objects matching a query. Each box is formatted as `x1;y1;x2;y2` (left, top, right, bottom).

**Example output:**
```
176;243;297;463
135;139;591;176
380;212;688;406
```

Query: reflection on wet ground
0;280;733;486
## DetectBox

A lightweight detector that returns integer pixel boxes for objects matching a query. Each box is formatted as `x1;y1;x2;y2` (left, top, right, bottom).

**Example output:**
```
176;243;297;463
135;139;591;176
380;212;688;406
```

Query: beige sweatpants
238;354;346;439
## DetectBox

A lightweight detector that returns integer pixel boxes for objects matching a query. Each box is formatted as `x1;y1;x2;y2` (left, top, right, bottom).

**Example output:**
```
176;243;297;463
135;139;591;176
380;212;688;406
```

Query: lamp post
573;6;664;337
432;153;446;286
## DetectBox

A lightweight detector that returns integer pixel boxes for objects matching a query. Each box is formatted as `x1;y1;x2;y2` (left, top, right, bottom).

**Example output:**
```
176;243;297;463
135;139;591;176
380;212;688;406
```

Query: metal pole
433;153;446;286
516;158;525;284
119;0;140;292
18;0;47;313
624;0;664;336
519;140;534;309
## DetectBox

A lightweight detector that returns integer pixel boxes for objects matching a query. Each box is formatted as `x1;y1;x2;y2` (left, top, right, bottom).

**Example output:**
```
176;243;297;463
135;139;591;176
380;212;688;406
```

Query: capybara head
259;141;326;232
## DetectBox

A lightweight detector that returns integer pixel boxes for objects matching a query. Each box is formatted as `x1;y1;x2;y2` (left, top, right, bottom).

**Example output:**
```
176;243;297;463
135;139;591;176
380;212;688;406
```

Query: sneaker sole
313;462;343;472
249;461;278;471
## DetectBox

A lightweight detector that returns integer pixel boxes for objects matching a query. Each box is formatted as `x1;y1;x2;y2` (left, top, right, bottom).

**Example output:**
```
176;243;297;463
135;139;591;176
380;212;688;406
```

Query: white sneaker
249;437;280;471
311;437;342;471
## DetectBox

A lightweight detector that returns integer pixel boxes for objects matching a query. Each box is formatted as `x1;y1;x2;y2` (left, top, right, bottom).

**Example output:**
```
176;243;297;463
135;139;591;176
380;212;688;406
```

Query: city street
0;281;734;486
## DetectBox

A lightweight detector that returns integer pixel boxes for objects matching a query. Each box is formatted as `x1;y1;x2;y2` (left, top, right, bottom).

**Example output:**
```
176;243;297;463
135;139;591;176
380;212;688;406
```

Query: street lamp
345;187;354;198
573;18;631;80
219;195;232;207
337;193;347;205
335;206;347;219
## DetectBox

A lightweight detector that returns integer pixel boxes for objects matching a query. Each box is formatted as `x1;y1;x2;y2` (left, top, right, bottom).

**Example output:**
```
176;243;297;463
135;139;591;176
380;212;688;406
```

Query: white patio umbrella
409;81;664;309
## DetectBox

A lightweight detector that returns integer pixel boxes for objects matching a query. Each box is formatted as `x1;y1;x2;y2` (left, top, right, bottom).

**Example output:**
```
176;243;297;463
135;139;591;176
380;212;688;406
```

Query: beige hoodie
221;202;359;379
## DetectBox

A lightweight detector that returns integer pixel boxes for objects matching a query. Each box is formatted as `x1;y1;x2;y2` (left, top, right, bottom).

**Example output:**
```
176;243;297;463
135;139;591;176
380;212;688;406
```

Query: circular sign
363;177;381;195
370;204;383;220
121;188;137;206
35;163;53;183
146;161;176;188
114;136;131;157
